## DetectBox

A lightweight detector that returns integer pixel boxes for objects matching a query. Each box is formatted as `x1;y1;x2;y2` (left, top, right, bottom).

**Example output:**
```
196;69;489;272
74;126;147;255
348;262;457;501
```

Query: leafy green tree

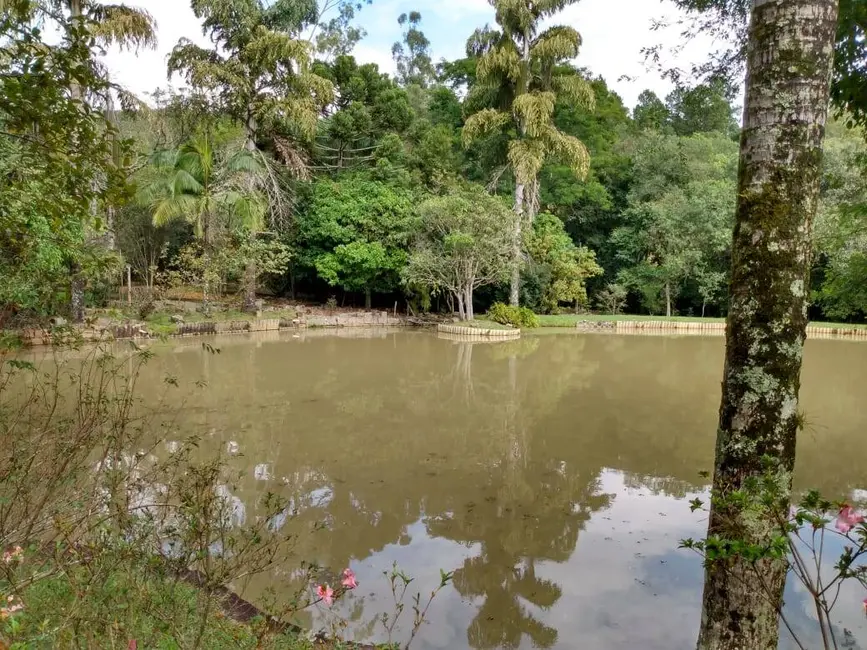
169;0;334;152
138;135;267;306
669;0;865;127
814;124;867;319
541;74;632;294
391;11;435;88
297;177;416;308
168;0;334;310
665;79;738;137
0;0;135;321
311;0;371;60
462;0;596;306
30;0;157;320
612;131;737;316
594;282;628;314
404;185;515;321
526;213;602;313
633;89;670;131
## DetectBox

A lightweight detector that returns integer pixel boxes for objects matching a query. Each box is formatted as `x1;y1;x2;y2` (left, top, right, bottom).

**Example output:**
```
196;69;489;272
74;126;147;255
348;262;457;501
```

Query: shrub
487;302;540;329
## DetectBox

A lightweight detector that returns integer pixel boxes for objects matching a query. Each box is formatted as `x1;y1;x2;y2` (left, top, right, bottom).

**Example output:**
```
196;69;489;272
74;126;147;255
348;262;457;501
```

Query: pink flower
316;584;334;606
835;505;865;533
0;595;23;619
341;568;358;589
2;546;23;565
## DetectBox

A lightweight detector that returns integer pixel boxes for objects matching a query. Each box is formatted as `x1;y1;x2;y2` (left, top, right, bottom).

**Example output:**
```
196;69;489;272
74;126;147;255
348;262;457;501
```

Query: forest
2;0;866;328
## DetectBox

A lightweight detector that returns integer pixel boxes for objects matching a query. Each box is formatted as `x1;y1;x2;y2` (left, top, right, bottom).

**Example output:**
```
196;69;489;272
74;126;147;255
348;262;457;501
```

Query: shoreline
11;312;867;346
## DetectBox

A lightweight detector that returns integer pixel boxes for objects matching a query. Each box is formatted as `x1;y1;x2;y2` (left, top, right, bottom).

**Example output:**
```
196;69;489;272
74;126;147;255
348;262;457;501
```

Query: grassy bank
462;319;514;330
4;558;317;649
536;313;867;329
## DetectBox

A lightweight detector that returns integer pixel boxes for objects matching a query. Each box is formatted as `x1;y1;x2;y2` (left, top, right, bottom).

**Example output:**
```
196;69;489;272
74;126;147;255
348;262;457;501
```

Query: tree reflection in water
424;335;609;649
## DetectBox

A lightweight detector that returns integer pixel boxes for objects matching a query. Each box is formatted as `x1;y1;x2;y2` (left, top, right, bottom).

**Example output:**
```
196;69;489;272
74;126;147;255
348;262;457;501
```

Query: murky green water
98;330;867;648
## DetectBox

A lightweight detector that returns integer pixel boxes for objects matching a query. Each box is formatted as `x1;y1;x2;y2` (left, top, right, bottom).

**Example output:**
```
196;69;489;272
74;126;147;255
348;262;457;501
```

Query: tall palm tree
462;0;595;306
138;135;267;307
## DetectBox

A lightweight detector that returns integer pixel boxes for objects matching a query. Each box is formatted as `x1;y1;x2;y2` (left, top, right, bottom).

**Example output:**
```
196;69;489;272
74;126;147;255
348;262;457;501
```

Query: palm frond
152;195;199;228
246;26;312;70
531;25;580;61
477;42;521;84
462;108;512;147
172;169;204;195
226;150;263;174
149;148;179;170
508;138;546;186
512;92;556;137
466;25;504;58
541;126;590;179
89;4;157;52
273;136;311;181
221;190;267;233
552;74;596;111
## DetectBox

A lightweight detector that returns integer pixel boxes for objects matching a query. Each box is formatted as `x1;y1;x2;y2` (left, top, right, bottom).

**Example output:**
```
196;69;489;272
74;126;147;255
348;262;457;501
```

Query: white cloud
100;0;208;98
99;0;718;110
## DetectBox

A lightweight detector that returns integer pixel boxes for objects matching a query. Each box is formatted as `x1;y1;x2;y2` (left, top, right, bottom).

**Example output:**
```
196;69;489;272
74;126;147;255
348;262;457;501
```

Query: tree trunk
465;285;474;321
68;0;86;322
696;2;838;649
245;105;257;152
243;261;257;313
665;280;672;318
456;291;465;321
364;288;372;310
70;262;85;323
510;182;524;307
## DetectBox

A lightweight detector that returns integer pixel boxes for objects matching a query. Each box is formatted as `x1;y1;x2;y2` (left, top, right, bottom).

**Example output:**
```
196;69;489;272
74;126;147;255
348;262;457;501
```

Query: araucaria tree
697;1;839;649
404;185;515;321
168;0;333;311
462;0;595;306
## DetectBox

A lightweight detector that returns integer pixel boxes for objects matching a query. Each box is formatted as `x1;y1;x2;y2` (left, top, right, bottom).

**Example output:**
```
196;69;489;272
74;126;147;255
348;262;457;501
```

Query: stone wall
436;324;521;339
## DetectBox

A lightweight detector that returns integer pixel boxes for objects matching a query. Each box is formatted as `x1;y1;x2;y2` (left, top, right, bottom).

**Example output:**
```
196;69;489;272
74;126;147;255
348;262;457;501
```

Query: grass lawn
536;313;867;329
5;557;363;650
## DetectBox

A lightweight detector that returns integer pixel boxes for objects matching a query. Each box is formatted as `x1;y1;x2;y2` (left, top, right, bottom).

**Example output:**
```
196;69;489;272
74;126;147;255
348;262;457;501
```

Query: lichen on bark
696;1;839;649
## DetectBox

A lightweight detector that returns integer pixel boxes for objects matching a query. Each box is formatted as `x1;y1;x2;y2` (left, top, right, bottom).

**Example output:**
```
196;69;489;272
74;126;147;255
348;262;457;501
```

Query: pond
125;329;867;649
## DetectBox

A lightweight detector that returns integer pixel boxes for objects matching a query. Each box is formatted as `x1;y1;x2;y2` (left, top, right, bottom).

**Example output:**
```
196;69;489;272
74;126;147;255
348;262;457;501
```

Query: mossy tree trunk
697;1;839;649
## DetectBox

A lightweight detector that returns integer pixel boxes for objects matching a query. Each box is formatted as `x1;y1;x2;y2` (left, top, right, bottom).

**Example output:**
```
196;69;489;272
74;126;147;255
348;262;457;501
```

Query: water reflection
101;330;867;649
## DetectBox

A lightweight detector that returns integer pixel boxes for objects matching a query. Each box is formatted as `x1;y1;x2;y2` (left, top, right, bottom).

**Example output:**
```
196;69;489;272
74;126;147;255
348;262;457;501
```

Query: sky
102;0;718;111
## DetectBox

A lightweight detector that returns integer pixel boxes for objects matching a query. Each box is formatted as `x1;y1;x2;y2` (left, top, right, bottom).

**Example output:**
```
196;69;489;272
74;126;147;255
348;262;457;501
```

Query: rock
226;441;240;455
49;316;67;327
171;314;185;324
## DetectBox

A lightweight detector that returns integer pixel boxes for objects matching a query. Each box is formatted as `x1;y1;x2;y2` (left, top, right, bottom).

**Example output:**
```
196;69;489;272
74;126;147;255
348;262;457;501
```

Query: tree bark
665;280;672;318
456;291;465;321
68;0;86;322
70;262;86;323
510;182;524;307
243;261;257;313
697;2;839;649
465;285;474;321
364;288;372;310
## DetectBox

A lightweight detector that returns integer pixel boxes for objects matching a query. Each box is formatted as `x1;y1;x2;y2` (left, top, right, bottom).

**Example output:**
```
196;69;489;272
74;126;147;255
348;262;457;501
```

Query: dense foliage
2;0;867;324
